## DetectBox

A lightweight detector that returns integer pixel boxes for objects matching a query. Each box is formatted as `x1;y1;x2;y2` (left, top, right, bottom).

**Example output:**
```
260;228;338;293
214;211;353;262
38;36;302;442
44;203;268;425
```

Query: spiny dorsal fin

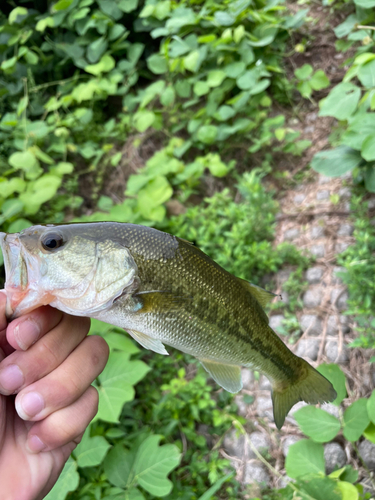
199;359;242;393
237;279;279;308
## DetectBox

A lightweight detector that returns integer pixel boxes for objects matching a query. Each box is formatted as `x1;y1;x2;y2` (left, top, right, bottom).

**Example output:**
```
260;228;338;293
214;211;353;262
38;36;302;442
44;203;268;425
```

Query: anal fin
199;359;242;393
127;329;169;355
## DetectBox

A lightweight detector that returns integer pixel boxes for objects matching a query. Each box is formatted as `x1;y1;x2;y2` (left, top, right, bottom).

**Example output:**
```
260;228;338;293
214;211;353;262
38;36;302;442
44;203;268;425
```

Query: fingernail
14;319;40;350
27;435;46;453
16;391;44;420
0;364;24;394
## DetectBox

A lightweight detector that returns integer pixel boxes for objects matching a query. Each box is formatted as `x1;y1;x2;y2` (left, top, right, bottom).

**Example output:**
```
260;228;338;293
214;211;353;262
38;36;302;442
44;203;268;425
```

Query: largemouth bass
0;223;336;428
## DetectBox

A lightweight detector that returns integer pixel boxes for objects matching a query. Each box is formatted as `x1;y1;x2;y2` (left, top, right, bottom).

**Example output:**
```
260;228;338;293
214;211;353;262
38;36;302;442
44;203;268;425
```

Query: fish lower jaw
5;287;54;320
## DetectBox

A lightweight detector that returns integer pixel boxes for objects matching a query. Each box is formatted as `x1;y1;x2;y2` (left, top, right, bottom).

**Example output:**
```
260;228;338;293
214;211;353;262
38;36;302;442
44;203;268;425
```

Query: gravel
296;338;320;360
331;289;348;311
332;266;346;285
335;242;351;253
316;190;330;201
223;429;246;458
324;442;346;474
303;289;323;308
294;194;306;204
310;244;325;258
306;266;323;284
270;314;285;333
299;314;322;336
338;187;351;199
248;432;271;458
256;396;274;421
244;462;270;486
310;226;324;239
321;403;340;419
284;228;300;241
325;340;348;364
358;440;375;470
241;368;254;390
337;223;354;237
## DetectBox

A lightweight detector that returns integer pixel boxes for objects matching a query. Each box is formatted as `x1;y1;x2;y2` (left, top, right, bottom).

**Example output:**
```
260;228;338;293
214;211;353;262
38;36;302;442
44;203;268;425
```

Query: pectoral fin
237;279;279;307
134;291;192;314
127;329;169;355
199;359;242;393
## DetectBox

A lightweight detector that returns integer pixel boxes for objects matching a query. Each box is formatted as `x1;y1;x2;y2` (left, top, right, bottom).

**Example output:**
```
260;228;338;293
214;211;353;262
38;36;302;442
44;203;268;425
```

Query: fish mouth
0;232;49;321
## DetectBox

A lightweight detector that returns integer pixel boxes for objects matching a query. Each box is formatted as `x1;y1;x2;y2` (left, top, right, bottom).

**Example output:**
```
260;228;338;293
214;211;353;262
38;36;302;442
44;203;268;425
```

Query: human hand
0;292;109;500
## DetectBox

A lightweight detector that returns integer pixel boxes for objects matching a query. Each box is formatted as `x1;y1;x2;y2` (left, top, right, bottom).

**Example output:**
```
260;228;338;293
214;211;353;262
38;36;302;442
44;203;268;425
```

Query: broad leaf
44;457;79;500
134;435;181;496
74;429;111;468
361;135;375;161
358;60;375;89
285;439;325;479
367;390;375;424
319;82;361;120
297;476;341;500
317;363;347;406
295;64;313;80
343;398;370;441
337;481;359;500
294;406;340;442
104;444;137;488
310;147;362;177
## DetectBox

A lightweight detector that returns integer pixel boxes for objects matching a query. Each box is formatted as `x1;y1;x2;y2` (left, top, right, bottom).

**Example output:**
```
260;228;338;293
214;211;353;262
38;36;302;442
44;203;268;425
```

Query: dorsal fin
237;279;279;308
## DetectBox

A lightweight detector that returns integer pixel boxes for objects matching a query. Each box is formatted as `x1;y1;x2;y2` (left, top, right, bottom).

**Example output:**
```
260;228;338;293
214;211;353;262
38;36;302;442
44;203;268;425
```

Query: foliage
310;4;375;191
294;64;330;100
264;364;374;500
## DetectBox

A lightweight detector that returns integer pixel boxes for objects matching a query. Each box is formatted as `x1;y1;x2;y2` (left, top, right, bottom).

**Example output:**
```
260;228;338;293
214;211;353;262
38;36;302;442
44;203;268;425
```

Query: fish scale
0;222;337;428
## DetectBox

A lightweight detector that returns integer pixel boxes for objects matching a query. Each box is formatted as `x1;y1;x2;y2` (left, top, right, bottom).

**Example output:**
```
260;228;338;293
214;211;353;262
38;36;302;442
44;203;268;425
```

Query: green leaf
354;0;375;8
317;363;347;406
104;444;136;488
9;7;28;24
196;125;218;145
96;352;150;423
0;178;26;198
8;218;31;233
134;111;155;132
193;81;210;96
358;60;375;88
8;151;42;180
104;332;139;354
363;422;375;443
197;473;234;500
311;147;362;178
237;69;259;90
285;439;325;479
295;64;313;80
224;61;246;79
53;0;74;11
297;81;312;99
147;54;167;74
214;11;235;26
294;406;340;442
17;96;28;116
207;70;226;88
337;481;359;500
216;105;236;121
310;70;330;91
134;435;181;496
74;429;111;468
85;54;115;75
319;82;361;120
87;37;108;64
367;390;375;424
51;162;74;175
20;175;62;214
160;87;175;106
361;135;375;161
297;476;341;500
343;398;370;441
44;457;79;500
118;0;138;12
138;176;173;209
0;199;24;222
249;79;270;95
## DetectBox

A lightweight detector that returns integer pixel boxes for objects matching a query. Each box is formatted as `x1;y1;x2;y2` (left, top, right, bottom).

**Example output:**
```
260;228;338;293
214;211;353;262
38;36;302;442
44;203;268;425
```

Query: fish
0;222;336;429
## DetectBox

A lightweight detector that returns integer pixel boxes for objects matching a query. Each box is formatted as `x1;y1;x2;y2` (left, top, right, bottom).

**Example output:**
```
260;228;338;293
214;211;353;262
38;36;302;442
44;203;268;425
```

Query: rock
307;112;318;122
338;187;351;199
197;424;213;448
223;429;246;458
296;338;320;360
270;315;285;333
242;368;254;390
299;314;322;336
306;267;323;284
304;126;315;134
310;244;325;258
316;190;330;201
326;315;338;336
319;175;331;184
368;198;375;209
324;442;346;474
248;432;271;458
335;242;351;253
337;224;353;237
310;226;324;239
166;199;186;216
281;291;290;304
331;289;348;311
278;269;292;284
282;435;302;457
287;402;308;425
332;266;346;285
294;194;306;205
325;340;348;363
284;228;300;241
244;462;270;486
340;314;350;333
358;440;375;470
256;396;274;421
259;376;271;391
303;289;323;308
321;403;340;419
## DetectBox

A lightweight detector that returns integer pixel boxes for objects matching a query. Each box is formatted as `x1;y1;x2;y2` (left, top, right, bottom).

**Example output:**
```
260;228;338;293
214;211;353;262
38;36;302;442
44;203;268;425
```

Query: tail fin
271;359;337;429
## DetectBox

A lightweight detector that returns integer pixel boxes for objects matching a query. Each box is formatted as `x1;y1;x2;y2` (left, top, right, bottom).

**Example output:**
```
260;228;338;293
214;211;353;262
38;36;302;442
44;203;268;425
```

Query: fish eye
41;232;64;252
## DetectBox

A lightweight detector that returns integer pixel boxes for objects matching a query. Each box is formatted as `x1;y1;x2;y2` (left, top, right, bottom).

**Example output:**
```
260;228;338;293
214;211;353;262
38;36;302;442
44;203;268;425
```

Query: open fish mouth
0;232;43;320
